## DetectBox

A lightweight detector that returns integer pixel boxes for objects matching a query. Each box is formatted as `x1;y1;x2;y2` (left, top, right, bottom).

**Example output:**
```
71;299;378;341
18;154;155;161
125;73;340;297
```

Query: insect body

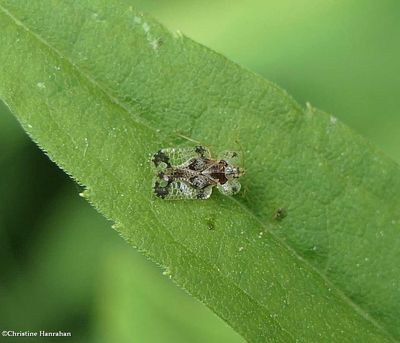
152;146;244;200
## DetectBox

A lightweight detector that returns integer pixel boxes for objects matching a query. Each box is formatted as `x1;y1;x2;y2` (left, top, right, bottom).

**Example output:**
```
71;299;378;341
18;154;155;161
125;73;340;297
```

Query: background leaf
0;1;399;342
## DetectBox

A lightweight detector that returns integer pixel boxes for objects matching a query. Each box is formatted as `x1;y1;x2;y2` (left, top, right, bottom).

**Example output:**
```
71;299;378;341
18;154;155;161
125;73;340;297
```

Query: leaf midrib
0;3;396;341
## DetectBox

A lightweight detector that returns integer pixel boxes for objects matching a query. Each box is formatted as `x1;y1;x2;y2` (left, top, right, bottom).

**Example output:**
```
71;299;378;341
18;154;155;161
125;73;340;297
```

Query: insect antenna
176;133;201;145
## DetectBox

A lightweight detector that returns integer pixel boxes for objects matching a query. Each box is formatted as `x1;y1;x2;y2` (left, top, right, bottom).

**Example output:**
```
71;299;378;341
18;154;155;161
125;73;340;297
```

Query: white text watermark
2;330;71;338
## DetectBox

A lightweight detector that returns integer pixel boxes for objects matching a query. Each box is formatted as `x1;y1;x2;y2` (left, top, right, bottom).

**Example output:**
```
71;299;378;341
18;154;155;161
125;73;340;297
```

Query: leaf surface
0;1;399;342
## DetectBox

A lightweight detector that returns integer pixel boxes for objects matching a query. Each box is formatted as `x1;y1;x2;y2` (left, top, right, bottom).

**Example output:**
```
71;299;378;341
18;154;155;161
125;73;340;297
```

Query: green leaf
0;1;399;342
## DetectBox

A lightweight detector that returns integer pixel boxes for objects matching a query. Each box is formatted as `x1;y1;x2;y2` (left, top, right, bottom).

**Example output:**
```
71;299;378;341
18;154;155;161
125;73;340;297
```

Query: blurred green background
1;1;399;342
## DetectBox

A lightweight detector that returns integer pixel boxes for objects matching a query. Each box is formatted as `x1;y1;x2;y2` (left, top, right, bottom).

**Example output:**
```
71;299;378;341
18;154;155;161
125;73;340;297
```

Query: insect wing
151;146;215;200
156;180;212;200
163;146;211;166
217;179;241;196
218;150;240;165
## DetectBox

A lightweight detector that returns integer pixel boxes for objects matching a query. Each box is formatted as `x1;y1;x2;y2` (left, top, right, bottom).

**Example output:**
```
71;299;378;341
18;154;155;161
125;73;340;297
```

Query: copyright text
2;330;71;338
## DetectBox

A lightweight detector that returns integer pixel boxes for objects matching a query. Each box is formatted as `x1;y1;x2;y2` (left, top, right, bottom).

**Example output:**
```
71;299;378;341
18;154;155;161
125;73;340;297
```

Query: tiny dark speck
273;208;286;221
206;218;215;230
